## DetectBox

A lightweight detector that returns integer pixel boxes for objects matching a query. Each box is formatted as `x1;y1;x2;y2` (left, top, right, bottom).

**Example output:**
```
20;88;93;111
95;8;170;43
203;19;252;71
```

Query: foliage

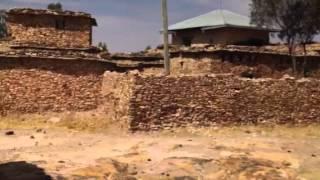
145;45;152;51
47;2;63;11
0;10;7;38
97;42;108;52
250;0;320;74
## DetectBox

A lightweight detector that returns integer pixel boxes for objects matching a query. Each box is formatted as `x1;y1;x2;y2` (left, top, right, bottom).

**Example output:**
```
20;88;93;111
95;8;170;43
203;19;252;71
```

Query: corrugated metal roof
168;9;261;31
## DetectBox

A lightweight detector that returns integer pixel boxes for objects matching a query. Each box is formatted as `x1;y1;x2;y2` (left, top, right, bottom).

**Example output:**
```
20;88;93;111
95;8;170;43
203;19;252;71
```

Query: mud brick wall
7;14;92;48
0;58;113;116
130;75;320;131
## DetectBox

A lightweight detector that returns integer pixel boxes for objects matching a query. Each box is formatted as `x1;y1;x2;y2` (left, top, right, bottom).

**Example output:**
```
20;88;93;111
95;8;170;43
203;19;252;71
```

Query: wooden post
162;0;170;75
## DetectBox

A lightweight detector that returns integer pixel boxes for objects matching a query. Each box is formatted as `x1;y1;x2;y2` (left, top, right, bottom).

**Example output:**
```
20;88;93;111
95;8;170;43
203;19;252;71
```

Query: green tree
97;42;108;52
47;2;63;11
294;1;320;75
0;10;7;38
250;0;320;75
145;45;152;51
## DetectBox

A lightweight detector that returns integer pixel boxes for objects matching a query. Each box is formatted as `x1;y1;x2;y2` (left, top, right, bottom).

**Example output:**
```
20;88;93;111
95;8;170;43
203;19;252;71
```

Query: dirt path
0;127;320;180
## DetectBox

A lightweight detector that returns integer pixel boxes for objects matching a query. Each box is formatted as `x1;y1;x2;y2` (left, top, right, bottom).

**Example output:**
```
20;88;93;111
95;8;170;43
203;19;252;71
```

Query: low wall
3;57;320;131
101;72;135;130
130;75;320;131
0;58;112;116
170;52;320;78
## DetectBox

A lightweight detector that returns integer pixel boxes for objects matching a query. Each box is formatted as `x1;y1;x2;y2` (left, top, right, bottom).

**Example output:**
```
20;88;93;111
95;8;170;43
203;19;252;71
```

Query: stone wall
3;56;320;131
100;72;135;130
130;75;320;131
170;53;320;78
7;14;92;48
0;57;113;116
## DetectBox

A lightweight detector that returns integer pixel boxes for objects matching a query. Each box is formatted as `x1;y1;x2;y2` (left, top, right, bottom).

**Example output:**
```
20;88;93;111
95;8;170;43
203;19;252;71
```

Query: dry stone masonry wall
7;14;92;48
130;75;320;131
2;57;320;131
170;52;320;78
0;58;107;116
100;71;135;130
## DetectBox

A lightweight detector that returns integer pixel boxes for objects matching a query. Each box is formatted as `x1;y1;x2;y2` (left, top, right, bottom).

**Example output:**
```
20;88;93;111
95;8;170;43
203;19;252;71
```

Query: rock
107;174;136;180
174;176;197;180
282;74;295;80
48;117;61;123
5;131;15;136
71;158;130;179
282;161;292;167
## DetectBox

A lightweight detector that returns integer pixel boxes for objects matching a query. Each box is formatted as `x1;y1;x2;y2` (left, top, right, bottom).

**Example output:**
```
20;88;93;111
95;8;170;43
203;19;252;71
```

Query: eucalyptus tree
48;2;63;11
250;0;320;75
0;10;7;38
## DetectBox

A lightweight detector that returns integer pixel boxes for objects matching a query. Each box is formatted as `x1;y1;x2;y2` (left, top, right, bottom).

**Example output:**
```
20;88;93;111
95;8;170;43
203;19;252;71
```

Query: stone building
6;8;97;48
168;10;275;46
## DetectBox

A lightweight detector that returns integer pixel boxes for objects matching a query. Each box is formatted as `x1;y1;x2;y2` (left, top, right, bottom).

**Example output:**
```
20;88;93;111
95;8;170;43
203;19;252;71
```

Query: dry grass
2;114;320;139
0;112;128;134
0;115;49;130
157;124;320;139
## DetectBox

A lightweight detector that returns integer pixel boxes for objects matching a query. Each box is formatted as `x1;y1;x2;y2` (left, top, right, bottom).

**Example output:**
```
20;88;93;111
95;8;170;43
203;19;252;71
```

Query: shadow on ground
0;161;52;180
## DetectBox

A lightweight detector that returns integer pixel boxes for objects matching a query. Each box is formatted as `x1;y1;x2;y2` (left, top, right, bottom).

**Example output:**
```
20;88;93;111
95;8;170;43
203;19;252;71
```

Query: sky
0;0;254;52
0;0;318;52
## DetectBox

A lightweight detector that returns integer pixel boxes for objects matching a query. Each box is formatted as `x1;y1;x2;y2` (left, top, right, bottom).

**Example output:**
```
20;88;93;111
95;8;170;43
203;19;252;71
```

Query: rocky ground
0;126;320;180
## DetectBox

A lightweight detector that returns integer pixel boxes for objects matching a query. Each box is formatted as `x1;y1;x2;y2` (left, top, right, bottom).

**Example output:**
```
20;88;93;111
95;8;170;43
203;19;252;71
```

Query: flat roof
7;8;97;26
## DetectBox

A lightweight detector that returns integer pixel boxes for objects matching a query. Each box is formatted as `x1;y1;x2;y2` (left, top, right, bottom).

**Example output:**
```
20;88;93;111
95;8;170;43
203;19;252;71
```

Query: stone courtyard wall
100;71;135;130
2;57;320;131
0;57;113;116
130;75;320;131
170;52;320;78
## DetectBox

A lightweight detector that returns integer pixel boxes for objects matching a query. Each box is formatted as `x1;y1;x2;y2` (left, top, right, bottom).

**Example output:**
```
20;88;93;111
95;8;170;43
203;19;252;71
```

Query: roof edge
202;24;280;32
7;8;98;26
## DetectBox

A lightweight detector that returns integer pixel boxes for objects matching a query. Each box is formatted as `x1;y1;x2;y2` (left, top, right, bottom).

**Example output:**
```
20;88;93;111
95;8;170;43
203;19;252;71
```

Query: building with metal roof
168;10;275;46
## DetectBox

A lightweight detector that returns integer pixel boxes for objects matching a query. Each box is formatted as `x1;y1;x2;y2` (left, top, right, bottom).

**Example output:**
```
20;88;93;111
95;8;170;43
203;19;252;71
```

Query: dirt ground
0;122;320;180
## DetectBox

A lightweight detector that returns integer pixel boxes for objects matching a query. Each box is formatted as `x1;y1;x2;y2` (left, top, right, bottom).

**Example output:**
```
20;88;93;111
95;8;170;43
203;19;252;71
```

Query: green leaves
0;10;7;38
250;0;320;44
250;0;320;74
47;2;63;12
97;42;108;52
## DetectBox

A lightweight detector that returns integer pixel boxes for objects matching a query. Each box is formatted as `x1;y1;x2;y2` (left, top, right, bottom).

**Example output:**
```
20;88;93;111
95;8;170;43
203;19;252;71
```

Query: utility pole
219;0;223;9
162;0;170;75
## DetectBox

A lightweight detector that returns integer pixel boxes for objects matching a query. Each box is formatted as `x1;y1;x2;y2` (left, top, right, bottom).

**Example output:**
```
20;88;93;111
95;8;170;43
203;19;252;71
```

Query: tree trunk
302;43;308;77
289;46;297;76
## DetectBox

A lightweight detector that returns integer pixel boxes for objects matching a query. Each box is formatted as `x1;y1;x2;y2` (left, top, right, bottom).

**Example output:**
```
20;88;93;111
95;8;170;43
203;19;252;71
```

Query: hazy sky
2;0;318;52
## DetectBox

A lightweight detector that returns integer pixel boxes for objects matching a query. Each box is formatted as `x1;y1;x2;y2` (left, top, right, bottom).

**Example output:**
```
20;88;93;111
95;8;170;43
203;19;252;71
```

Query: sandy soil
0;126;320;180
